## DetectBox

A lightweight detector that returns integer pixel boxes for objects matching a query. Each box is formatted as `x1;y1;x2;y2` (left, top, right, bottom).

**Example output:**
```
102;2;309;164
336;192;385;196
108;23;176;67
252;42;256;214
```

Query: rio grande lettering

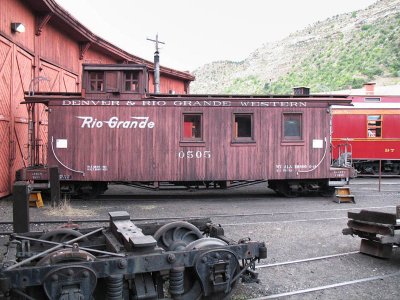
77;116;155;129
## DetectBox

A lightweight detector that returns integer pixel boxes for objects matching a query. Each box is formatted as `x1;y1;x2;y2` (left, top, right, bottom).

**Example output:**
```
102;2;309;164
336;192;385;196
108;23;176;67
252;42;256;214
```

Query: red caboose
332;93;400;175
21;64;354;197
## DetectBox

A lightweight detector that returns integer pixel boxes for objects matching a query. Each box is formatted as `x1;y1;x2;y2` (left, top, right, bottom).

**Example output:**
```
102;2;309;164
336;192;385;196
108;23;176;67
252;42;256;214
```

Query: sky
56;0;378;72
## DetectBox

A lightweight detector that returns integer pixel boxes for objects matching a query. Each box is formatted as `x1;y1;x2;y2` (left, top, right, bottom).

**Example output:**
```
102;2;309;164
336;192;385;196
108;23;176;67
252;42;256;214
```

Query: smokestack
147;34;165;94
364;82;375;95
154;51;160;94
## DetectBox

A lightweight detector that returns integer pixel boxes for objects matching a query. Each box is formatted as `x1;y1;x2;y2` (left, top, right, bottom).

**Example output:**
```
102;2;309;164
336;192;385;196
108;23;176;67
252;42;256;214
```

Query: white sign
312;139;323;149
56;139;68;149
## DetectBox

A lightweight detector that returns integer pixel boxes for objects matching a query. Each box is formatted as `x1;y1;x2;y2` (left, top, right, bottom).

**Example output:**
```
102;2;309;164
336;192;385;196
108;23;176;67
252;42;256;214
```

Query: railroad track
250;271;400;299
250;248;400;299
0;204;395;225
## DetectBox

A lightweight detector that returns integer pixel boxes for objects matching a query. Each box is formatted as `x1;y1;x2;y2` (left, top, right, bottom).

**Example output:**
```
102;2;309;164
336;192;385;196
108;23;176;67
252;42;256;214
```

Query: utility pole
147;34;165;94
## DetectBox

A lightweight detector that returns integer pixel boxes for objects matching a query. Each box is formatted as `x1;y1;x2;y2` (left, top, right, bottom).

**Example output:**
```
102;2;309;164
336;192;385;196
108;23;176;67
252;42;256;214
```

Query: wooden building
0;0;194;197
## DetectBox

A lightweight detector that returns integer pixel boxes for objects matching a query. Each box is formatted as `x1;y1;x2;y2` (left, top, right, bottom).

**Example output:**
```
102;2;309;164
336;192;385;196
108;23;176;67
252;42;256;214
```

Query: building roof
23;0;194;81
325;84;400;96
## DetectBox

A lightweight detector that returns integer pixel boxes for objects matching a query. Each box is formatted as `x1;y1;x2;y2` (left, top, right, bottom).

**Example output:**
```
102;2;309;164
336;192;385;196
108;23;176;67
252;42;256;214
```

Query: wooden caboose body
23;64;353;197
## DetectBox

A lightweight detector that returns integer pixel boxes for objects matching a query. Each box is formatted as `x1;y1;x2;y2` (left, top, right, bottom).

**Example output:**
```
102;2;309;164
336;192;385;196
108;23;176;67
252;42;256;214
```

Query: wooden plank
348;210;397;225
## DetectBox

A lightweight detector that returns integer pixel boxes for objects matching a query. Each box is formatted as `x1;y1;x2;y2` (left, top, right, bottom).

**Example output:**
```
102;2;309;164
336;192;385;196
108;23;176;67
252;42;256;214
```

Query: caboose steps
334;186;355;203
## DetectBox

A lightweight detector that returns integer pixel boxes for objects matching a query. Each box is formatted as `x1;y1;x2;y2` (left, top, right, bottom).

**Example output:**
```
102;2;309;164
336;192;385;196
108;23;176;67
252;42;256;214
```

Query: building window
283;113;302;141
367;115;382;137
365;97;381;102
183;114;202;140
125;71;139;92
89;72;104;92
233;114;253;141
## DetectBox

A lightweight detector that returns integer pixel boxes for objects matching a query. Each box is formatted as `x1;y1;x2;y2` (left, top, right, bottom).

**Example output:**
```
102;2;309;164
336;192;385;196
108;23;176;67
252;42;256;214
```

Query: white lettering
77;116;155;129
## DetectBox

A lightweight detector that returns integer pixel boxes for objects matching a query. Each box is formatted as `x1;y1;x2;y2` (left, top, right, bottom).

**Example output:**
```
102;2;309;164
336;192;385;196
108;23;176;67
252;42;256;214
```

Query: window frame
88;71;104;92
367;114;382;138
124;71;140;93
232;113;255;143
181;113;204;142
282;112;303;143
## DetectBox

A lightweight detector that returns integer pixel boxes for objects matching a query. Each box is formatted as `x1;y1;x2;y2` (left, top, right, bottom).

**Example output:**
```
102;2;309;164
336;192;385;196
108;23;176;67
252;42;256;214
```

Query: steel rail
256;251;359;269
250;271;400;299
222;217;348;226
0;205;395;225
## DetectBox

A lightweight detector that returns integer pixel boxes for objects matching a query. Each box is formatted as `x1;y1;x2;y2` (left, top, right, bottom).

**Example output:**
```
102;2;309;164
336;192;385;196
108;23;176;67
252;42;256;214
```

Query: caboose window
125;71;139;92
233;114;253;141
367;115;382;138
89;72;104;91
283;113;302;140
183;114;202;140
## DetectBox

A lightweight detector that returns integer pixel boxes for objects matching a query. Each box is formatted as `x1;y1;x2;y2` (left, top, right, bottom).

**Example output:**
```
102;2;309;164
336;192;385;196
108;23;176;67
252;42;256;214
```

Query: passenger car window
283;113;302;141
183;114;202;140
367;115;382;138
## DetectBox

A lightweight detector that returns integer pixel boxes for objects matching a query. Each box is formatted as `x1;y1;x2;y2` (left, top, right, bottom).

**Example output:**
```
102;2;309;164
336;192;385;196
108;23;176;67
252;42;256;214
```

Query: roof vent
364;82;375;95
293;87;310;95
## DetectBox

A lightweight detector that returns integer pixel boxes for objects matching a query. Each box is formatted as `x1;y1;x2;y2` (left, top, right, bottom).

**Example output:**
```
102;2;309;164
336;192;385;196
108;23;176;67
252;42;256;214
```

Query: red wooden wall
0;0;191;197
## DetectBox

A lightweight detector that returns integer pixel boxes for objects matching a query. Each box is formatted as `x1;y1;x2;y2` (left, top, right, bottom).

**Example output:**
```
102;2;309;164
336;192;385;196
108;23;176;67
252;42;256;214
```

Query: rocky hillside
191;0;400;94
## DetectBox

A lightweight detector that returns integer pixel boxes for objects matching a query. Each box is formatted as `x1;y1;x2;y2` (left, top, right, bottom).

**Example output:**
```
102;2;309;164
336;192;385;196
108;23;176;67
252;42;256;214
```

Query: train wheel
38;228;88;245
36;244;96;266
176;238;239;300
279;182;299;197
153;221;203;251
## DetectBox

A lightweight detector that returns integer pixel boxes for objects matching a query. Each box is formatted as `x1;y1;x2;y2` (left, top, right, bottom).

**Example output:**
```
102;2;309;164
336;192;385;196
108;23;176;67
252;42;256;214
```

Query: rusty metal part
343;207;400;258
348;210;397;225
359;239;393;258
0;211;266;299
36;244;96;266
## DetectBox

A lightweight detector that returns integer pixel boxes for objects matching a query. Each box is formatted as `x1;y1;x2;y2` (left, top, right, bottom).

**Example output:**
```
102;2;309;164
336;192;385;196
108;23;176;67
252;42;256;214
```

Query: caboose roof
23;92;352;106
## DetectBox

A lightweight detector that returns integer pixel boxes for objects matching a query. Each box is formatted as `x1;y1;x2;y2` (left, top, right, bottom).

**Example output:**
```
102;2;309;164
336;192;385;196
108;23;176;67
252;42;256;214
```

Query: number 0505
178;150;211;159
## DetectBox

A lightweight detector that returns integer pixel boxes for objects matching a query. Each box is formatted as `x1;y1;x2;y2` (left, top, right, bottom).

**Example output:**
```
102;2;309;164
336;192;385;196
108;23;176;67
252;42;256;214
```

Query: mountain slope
191;0;400;94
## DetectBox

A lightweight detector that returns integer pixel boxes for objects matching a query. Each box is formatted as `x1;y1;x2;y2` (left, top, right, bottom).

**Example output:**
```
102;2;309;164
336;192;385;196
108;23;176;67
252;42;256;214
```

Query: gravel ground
0;177;399;299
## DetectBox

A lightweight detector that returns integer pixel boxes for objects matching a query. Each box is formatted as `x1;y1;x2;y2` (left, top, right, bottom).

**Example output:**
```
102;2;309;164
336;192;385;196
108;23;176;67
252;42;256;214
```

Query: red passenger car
21;64;354;197
332;94;400;175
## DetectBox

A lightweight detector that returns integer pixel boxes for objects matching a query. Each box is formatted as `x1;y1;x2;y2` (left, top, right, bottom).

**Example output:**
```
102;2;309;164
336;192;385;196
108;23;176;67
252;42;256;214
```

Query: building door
11;47;34;188
0;36;12;197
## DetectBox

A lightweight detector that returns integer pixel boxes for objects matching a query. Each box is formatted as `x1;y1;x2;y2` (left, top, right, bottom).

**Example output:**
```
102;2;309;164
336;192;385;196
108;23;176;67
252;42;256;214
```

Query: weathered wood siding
148;73;188;94
47;98;332;182
0;0;192;197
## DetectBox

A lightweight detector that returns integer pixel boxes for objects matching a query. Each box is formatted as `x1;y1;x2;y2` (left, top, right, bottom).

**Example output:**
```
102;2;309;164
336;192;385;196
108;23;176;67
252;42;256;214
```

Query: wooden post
49;166;60;207
13;181;30;233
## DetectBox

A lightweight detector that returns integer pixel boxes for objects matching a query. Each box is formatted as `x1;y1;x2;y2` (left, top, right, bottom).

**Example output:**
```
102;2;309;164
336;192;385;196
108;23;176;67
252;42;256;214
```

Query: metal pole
154;51;160;93
378;160;382;192
147;34;165;94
